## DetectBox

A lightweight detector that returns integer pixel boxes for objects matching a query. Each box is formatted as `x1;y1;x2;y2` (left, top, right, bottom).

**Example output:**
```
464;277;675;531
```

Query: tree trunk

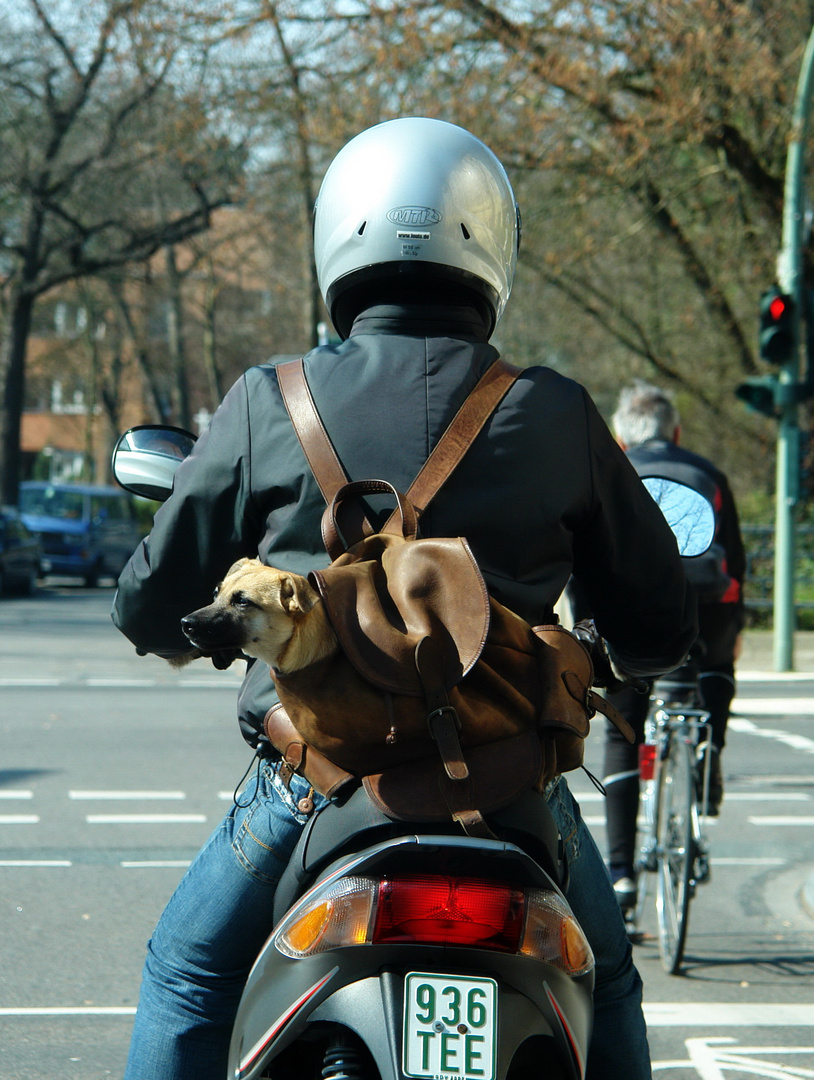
203;259;223;408
164;244;192;430
0;288;35;506
108;280;168;422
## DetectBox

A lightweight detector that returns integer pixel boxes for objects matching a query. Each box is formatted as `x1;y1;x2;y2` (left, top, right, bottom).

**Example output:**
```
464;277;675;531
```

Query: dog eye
231;591;258;610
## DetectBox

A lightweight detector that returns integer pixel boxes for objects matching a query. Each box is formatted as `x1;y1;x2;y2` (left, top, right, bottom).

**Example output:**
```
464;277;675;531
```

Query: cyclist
602;382;745;913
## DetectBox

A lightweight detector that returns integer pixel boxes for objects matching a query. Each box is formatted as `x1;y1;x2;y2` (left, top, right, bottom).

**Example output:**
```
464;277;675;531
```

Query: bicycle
627;660;713;974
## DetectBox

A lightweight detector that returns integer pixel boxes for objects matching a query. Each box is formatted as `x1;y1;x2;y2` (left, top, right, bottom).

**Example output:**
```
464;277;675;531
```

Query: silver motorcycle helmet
314;117;520;339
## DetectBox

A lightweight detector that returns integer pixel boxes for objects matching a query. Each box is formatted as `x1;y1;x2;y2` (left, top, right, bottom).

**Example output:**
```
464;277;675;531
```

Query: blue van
18;482;143;586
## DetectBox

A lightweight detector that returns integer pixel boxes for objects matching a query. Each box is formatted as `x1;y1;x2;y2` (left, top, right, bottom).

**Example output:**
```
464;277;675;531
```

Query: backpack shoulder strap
277;356;521;529
277;358;351;505
400;358;520;521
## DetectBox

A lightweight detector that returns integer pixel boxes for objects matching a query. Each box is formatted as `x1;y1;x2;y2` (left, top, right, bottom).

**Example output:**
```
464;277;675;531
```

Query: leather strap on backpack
276;357;521;532
396;357;521;523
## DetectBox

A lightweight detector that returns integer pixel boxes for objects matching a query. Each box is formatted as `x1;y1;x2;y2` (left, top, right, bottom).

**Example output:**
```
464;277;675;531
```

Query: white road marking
645;1003;814;1026
574;791;811;804
1;1002;811;1024
654;1037;814;1078
709;857;787;866
0;815;40;824
0;1007;136;1016
85;679;157;687
0;678;60;686
0;860;72;867
733;698;814;716
69;790;186;800
737;670;814;682
728;717;814;754
179;679;242;688
748;816;814;826
0;790;33;799
724;792;811;801
85;814;207;824
120;860;192;869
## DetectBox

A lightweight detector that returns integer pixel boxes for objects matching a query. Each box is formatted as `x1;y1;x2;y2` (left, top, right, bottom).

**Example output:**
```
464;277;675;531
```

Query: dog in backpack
178;557;338;673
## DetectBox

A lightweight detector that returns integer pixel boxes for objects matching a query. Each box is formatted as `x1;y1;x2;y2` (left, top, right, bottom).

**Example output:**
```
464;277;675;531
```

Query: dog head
180;558;321;670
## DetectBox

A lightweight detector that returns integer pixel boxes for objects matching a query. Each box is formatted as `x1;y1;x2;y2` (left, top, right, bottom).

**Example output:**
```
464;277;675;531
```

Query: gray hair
612;382;680;446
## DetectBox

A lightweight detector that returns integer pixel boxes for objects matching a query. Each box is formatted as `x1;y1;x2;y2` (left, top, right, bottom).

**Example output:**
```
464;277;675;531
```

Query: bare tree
0;0;244;504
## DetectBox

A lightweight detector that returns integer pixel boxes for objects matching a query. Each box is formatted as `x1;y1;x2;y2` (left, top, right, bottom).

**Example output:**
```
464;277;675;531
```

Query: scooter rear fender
230;947;592;1080
229;834;592;1080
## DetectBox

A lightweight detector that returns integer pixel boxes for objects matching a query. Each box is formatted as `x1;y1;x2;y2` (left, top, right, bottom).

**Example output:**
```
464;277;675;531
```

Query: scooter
112;425;716;1080
228;783;591;1080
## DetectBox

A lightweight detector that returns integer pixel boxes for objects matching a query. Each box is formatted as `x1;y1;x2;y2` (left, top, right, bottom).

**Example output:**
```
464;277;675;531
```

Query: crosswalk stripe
645;1003;814;1026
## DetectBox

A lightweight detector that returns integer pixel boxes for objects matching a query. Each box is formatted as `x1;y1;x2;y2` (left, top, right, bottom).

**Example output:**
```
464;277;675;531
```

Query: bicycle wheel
655;731;696;974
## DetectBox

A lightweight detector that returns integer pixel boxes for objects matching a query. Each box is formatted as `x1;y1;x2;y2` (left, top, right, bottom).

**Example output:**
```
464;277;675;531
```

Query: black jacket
112;304;697;753
625;439;745;614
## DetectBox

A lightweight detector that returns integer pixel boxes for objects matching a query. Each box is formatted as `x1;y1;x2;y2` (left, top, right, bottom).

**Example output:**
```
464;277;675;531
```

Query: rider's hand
572;619;648;694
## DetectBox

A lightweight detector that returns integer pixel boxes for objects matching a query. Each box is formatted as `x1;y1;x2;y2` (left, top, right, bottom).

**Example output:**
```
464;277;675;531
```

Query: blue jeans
123;767;651;1080
547;778;652;1079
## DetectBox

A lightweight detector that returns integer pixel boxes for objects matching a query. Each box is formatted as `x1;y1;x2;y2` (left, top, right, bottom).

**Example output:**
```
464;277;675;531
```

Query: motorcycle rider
113;117;697;1080
602;382;745;913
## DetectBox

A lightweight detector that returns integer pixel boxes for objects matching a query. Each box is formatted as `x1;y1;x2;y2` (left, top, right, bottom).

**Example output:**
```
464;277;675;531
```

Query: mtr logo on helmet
387;206;443;227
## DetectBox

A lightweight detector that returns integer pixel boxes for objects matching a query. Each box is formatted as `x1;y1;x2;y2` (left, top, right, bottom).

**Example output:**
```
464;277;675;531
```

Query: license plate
403;972;497;1080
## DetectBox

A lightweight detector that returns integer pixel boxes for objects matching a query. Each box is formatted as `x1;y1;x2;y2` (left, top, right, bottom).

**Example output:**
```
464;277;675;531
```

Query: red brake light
372;875;525;951
639;743;656;780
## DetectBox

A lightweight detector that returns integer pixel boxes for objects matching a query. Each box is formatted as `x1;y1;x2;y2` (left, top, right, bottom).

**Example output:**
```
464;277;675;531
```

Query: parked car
18;482;143;587
0;506;42;596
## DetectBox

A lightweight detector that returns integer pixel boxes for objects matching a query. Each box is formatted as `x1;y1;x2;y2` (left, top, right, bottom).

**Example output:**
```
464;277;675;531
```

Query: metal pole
774;25;814;670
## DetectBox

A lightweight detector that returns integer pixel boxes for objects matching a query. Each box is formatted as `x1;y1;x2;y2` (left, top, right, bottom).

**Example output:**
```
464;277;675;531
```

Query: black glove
571;619;648;695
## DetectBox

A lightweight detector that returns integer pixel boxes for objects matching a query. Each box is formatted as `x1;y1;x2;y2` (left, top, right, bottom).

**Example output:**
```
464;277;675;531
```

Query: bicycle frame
632;691;712;975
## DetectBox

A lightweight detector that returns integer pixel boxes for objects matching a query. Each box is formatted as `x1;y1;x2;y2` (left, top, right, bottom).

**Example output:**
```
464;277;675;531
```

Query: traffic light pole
774;25;814;670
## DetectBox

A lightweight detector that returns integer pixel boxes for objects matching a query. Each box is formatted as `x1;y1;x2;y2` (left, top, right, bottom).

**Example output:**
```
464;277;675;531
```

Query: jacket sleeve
719;474;747;590
571;391;698;679
111;375;263;659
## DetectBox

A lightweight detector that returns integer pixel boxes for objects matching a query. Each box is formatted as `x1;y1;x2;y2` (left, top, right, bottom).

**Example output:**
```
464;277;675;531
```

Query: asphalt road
1;584;813;1079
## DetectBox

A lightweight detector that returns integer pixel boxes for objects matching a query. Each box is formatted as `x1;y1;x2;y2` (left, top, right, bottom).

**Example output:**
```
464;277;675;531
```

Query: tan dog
179;557;337;673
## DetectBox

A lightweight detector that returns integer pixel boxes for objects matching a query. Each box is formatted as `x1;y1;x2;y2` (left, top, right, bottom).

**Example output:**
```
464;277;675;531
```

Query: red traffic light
759;288;795;364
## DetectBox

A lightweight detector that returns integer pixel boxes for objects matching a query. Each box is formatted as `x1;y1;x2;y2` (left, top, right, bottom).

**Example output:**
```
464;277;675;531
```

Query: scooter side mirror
112;425;197;502
640;477;715;557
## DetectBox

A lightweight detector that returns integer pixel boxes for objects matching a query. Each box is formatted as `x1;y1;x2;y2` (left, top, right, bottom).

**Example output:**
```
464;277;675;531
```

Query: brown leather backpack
263;358;631;835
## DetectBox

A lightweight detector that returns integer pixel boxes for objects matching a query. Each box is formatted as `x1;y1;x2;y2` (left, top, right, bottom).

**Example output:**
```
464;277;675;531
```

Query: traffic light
759;287;795;364
735;376;778;417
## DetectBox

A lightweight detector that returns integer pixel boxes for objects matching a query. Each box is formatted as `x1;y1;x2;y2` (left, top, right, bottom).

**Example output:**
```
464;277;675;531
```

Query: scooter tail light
372;876;525;950
274;873;594;977
274;876;377;958
519;889;594;975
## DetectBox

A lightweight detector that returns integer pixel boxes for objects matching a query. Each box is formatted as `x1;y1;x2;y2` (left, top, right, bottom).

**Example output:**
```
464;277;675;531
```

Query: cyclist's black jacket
624;438;745;612
112;304;698;754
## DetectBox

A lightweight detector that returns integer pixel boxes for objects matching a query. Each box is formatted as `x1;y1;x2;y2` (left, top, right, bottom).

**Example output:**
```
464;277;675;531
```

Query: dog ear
279;574;316;616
